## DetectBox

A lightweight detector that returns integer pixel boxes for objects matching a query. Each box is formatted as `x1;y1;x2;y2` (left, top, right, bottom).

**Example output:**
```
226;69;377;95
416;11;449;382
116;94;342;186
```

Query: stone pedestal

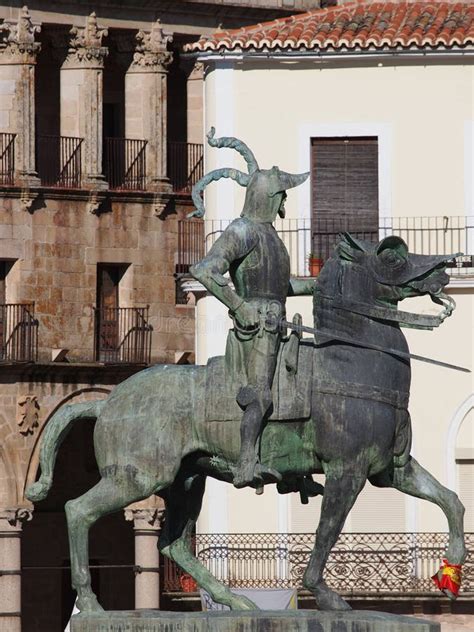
71;610;440;632
0;508;32;632
124;498;165;609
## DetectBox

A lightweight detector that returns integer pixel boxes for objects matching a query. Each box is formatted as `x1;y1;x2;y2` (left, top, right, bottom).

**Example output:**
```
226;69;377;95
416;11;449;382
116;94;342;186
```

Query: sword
275;318;471;374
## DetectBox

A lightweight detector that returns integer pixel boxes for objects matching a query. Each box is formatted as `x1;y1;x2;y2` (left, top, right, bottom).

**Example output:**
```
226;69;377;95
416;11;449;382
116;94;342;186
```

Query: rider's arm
288;278;315;296
190;220;256;313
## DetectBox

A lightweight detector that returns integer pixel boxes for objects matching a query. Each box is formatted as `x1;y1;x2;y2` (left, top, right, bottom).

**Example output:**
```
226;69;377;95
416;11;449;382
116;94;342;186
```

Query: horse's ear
376;235;409;259
342;232;368;252
336;232;367;261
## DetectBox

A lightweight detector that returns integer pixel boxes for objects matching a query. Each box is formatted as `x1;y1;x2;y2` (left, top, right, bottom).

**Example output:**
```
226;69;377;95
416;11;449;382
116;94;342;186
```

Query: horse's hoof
77;594;104;613
312;584;352;611
229;594;259;611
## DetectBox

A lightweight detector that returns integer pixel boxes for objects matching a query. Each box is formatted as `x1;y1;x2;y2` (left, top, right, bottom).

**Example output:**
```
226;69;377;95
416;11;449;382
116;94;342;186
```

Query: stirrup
233;463;282;489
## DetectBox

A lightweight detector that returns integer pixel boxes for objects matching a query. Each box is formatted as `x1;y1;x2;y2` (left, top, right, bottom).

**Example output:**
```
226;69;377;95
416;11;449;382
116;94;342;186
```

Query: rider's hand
234;302;259;329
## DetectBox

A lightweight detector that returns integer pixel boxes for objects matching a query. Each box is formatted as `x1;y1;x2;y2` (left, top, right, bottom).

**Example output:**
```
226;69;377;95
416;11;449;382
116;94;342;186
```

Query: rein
318;294;452;330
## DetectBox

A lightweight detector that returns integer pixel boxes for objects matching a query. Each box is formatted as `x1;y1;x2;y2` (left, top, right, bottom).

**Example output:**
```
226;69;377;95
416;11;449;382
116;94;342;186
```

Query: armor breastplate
231;223;290;302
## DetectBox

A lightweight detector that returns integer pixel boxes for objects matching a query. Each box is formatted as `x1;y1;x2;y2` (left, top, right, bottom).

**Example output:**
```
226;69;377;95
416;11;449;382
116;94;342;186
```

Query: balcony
36;135;83;188
94;306;152;364
0;133;15;185
103;138;147;191
177;216;474;278
0;303;38;363
163;531;474;597
168;142;204;194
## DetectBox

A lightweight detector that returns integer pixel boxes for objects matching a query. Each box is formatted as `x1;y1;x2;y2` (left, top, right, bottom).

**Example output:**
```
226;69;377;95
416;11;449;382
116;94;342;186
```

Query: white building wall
196;57;474;535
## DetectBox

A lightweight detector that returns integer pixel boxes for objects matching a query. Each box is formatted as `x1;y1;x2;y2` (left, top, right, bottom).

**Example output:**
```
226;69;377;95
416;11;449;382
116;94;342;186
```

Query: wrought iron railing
177;218;205;274
163;532;474;596
0;303;38;362
36;135;83;188
168;142;204;193
104;138;147;191
177;216;474;278
0;132;16;185
94;306;152;364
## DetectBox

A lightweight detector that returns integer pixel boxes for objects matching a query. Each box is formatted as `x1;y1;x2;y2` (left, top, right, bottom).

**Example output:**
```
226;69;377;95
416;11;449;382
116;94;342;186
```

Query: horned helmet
190;128;309;222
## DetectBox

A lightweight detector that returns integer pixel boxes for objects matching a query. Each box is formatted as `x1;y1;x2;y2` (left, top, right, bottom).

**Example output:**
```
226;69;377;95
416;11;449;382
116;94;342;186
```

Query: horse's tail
25;399;107;503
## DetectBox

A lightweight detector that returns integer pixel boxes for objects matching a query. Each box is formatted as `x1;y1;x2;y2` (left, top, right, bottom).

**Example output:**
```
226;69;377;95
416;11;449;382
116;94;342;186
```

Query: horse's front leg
303;462;367;611
388;457;466;564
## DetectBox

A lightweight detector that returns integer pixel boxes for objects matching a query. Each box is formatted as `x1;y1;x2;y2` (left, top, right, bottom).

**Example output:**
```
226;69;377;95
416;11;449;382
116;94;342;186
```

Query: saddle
205;337;313;423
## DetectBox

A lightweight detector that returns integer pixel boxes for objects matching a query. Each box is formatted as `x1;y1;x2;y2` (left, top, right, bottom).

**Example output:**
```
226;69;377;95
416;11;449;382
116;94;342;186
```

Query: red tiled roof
186;1;474;52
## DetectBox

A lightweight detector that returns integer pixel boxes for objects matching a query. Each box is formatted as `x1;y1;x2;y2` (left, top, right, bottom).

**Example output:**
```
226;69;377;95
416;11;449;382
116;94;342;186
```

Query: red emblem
432;558;462;599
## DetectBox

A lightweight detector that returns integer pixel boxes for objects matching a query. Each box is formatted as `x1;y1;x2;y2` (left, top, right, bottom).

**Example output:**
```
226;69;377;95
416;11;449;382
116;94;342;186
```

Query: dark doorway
22;416;134;631
95;264;128;362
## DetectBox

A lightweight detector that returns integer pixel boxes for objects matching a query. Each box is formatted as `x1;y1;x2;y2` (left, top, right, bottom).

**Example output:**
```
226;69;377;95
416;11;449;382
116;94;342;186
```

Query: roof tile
186;0;474;53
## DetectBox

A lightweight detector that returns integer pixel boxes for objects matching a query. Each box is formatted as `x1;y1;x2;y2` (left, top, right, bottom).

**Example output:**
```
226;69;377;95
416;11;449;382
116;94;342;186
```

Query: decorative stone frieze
63;12;108;69
16;396;40;436
131;20;173;71
0;6;41;65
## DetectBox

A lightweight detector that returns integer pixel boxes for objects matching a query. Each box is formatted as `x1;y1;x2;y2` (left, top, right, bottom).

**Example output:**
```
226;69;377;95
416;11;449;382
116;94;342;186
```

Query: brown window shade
311;138;379;258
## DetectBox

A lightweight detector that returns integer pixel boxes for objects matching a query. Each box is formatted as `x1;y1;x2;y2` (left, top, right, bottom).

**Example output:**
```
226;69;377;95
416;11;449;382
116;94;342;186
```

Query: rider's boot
233;387;281;489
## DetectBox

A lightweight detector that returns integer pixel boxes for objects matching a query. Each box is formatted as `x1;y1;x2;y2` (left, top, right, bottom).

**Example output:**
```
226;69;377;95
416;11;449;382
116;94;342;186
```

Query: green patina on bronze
71;610;441;632
26;132;467;616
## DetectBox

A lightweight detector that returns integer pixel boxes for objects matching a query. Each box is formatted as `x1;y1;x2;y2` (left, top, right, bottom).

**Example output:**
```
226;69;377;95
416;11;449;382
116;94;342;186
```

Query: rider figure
190;130;313;488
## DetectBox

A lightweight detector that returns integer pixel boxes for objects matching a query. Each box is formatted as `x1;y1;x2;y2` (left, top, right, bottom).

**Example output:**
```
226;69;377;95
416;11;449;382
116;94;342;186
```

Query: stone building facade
0;1;323;630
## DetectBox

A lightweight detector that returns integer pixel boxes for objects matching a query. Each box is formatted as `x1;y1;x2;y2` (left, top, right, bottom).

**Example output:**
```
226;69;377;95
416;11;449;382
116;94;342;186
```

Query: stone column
0;508;32;632
0;6;41;185
125;20;173;191
60;13;108;188
125;499;165;609
187;62;204;144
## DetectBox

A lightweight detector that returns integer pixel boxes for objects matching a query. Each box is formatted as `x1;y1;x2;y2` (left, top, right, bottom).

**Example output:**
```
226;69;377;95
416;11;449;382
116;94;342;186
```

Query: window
311;137;379;258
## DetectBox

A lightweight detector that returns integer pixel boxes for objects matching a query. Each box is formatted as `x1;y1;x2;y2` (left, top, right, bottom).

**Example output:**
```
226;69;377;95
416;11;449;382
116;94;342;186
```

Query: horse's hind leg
303;464;367;611
159;475;257;611
65;472;158;612
371;457;467;566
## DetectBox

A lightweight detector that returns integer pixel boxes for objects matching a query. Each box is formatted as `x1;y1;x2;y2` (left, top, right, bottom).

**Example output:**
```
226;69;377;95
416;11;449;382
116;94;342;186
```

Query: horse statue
26;230;467;613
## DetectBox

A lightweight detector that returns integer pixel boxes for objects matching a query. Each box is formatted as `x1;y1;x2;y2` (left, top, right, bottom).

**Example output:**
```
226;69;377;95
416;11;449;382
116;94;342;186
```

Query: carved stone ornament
17;395;40;436
19;189;40;213
124;507;165;530
0;6;41;64
131;20;173;70
87;191;106;215
63;12;108;68
0;507;33;527
189;61;205;81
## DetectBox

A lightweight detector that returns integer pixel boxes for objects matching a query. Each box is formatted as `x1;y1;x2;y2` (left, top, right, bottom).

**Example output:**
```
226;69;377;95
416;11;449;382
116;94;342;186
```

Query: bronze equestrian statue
26;133;467;614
